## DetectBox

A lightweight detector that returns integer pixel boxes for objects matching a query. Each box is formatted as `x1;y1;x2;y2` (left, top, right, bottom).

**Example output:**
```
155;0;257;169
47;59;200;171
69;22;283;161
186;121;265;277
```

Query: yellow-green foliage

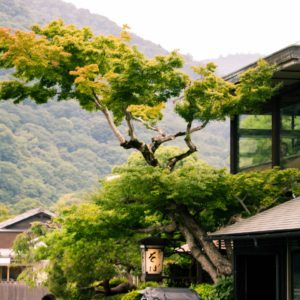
193;283;214;300
121;290;140;300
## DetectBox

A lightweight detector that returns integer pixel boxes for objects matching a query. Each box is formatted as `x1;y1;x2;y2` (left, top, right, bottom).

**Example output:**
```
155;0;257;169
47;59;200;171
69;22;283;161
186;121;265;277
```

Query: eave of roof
0;208;55;229
208;197;300;240
0;229;24;233
223;44;300;83
208;229;300;241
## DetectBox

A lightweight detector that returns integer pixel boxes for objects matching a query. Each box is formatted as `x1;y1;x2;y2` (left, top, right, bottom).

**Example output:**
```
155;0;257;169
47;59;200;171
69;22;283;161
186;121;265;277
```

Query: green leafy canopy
0;20;277;126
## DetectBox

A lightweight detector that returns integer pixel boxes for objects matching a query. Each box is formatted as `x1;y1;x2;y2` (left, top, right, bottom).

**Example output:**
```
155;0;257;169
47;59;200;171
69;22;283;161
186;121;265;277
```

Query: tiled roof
0;208;55;229
209;197;300;239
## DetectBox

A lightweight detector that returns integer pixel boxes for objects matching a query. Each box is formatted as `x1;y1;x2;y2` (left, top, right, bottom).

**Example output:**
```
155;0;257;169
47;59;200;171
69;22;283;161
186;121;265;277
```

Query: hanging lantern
139;237;167;282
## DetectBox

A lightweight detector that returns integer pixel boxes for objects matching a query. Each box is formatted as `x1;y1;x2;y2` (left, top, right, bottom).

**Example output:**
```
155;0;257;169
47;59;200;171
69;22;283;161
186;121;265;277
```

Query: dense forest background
0;0;261;210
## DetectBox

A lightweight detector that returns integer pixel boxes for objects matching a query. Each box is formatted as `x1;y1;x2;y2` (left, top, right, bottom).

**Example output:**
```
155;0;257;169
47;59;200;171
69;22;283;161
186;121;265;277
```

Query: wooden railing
0;281;50;300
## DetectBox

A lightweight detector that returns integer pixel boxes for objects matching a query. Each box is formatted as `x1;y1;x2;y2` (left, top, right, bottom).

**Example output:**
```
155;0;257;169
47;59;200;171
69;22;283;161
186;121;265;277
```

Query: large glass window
281;104;300;169
238;114;272;171
292;251;300;300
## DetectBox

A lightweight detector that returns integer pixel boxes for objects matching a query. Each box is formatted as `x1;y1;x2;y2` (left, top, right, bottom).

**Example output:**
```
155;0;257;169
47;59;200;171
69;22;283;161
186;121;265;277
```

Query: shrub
137;281;162;289
121;290;140;300
193;283;214;300
209;276;234;300
100;294;123;300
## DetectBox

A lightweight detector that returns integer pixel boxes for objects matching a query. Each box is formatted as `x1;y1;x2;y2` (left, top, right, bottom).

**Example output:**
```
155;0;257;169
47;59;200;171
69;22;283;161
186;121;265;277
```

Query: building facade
210;198;300;300
0;208;54;282
229;44;300;173
210;44;300;300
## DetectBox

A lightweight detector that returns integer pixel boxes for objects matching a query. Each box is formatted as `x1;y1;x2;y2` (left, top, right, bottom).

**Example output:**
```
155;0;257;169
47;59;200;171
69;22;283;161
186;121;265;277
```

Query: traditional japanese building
209;43;300;300
209;197;300;300
0;208;54;282
229;43;300;174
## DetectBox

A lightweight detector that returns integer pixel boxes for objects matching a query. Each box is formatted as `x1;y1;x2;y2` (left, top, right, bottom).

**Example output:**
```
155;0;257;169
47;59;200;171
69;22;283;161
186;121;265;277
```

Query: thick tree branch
91;91;210;171
131;115;166;136
137;222;177;234
92;93;126;144
121;139;160;167
166;120;209;170
256;186;289;213
225;240;233;261
168;206;220;283
124;109;136;140
82;279;135;296
190;120;209;133
234;195;251;215
101;108;126;144
167;122;197;171
177;222;218;283
151;131;186;153
150;120;209;154
169;204;232;279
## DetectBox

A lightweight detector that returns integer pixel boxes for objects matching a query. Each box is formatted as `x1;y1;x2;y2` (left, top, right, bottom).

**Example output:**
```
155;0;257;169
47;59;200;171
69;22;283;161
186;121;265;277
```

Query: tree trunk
99;279;135;296
168;204;232;283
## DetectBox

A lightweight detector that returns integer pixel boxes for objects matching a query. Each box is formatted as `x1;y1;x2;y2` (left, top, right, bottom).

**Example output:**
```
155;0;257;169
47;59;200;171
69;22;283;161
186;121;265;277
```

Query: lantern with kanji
139;237;167;282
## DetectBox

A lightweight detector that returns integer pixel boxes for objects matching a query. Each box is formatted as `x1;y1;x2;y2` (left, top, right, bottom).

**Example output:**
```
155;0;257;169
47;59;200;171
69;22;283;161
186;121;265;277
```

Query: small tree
14;203;140;299
1;20;280;283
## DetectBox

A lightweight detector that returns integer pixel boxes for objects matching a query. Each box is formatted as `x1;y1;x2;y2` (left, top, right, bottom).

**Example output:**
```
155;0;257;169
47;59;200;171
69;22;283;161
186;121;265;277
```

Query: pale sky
64;0;300;61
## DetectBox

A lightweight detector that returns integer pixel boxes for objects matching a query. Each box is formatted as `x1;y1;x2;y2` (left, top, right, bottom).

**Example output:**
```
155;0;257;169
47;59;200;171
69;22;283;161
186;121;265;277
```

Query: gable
5;213;52;230
0;208;55;230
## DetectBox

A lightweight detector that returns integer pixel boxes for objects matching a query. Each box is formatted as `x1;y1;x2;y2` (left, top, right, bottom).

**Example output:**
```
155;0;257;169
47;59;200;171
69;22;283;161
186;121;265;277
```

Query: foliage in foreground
209;276;234;300
193;283;214;300
193;276;233;300
13;149;300;298
120;290;140;300
14;203;141;299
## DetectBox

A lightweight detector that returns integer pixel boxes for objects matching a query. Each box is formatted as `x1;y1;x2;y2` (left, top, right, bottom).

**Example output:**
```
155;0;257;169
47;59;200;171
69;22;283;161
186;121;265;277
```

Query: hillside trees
0;20;279;281
0;100;128;207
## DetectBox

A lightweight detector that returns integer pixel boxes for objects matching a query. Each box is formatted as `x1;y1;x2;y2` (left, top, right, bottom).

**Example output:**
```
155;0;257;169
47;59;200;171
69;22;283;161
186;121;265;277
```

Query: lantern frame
139;237;167;282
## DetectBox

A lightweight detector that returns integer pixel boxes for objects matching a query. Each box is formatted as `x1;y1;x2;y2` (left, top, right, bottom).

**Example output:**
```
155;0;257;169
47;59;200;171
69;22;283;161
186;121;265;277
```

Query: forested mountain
0;0;261;208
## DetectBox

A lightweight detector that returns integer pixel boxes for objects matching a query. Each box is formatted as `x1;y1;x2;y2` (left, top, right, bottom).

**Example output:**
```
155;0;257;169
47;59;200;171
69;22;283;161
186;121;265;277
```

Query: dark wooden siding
0;232;20;248
234;238;287;300
6;214;51;230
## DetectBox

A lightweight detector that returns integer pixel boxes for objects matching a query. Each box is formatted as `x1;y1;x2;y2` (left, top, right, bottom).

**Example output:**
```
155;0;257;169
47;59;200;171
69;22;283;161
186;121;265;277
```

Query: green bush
137;281;162;289
100;294;123;300
121;290;141;300
209;276;234;300
193;283;214;300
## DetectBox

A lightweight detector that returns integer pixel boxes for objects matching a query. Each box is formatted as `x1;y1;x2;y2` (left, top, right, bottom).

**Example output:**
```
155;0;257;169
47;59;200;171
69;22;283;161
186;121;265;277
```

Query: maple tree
0;20;281;285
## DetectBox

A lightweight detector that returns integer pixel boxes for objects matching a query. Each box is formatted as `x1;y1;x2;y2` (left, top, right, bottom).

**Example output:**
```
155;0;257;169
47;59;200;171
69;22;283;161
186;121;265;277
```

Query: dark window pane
238;114;272;171
292;251;300;300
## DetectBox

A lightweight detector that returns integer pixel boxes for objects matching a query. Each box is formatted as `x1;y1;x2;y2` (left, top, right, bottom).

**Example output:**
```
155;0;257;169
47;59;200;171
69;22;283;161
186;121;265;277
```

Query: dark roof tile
209;197;300;238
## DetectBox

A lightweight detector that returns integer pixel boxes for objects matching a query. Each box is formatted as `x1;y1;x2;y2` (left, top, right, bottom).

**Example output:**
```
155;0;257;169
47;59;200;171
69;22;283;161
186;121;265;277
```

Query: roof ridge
0;207;55;229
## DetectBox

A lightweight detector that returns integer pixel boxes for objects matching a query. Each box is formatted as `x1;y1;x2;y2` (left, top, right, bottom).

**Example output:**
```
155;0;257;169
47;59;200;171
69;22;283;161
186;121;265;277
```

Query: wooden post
272;97;281;167
7;265;10;281
230;115;239;174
